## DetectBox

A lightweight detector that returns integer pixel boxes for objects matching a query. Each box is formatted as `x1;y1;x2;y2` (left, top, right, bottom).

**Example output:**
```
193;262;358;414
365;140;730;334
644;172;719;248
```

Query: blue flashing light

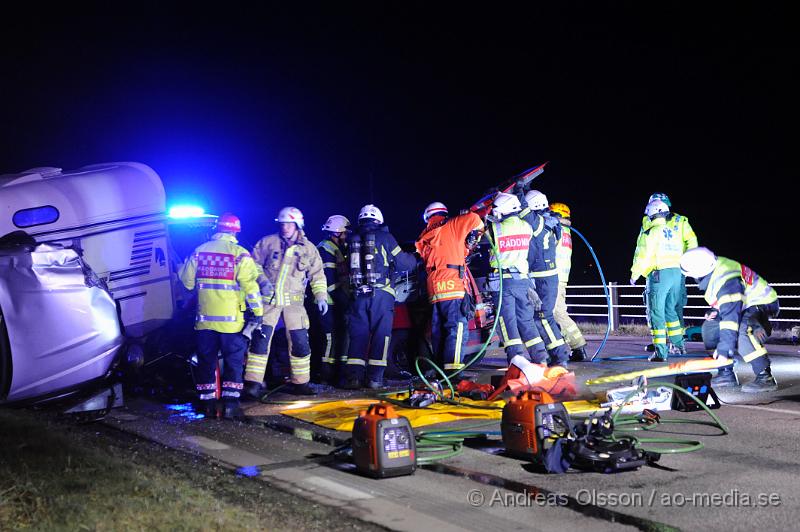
169;205;205;218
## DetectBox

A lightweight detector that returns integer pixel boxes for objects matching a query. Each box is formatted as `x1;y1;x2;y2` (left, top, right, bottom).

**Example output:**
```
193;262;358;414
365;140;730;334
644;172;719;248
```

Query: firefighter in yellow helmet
243;207;328;397
549;202;588;361
179;212;263;420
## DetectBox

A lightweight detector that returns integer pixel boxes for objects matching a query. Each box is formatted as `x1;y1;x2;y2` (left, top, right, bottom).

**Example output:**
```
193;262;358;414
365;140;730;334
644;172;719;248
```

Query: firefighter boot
284;382;318;396
196;399;218;419
569;346;588;362
741;368;778;393
221;400;247;422
711;366;738;388
242;381;265;402
648;353;668;362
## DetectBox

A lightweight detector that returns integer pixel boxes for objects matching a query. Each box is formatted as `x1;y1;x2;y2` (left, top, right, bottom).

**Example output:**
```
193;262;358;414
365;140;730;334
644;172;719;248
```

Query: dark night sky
1;3;797;283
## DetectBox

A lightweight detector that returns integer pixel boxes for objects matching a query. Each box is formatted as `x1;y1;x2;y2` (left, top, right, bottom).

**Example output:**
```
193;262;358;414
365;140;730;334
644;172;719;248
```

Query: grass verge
0;408;382;531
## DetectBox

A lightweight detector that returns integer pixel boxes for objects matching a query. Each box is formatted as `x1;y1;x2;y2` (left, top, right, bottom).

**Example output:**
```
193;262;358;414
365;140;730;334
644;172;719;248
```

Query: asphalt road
104;335;800;531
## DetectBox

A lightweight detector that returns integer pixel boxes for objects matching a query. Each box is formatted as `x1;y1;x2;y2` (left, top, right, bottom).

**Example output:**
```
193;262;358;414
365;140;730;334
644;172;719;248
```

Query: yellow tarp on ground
281;394;608;432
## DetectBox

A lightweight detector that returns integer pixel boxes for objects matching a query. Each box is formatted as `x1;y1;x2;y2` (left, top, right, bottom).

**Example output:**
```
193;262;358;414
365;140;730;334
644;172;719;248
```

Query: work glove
527;286;543;312
751;325;768;344
629;277;637;286
543;214;559;229
316;298;329;316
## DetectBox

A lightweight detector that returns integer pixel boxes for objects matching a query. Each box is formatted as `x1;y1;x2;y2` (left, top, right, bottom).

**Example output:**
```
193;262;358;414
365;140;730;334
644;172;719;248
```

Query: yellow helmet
549;202;570;219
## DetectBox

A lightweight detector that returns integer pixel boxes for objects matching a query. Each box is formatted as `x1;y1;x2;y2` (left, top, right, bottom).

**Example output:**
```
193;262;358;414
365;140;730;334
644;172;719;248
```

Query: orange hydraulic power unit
501;390;571;460
352;403;416;478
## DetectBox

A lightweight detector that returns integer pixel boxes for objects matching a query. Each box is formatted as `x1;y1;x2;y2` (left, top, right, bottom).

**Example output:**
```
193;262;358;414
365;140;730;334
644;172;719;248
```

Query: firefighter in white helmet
313;215;352;386
416;201;484;372
486;192;549;364
343;204;417;389
243;206;328;397
179;212;263;420
516;188;571;368
680;247;779;392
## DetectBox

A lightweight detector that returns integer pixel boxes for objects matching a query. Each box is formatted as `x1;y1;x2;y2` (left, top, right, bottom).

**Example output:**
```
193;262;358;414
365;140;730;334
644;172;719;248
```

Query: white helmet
358;204;384;224
321;214;350;233
680;247;717;279
524;189;549;211
276;206;304;229
644;199;669;218
492;192;522;217
423;201;448;223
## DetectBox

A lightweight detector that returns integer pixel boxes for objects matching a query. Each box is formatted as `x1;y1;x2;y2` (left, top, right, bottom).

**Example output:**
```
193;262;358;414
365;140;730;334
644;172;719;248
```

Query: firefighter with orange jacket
415;202;485;371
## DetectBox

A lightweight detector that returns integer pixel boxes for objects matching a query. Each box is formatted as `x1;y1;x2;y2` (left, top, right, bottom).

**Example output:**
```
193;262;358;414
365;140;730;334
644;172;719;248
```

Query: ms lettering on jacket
498;234;531;252
197;252;235;280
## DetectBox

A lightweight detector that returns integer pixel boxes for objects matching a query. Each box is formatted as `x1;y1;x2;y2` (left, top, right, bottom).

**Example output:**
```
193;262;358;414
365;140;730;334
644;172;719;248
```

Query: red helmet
217;212;241;233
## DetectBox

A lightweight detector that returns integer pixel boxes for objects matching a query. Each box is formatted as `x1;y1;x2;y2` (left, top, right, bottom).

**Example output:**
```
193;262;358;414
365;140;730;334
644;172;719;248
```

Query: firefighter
639;192;698;354
680;247;779;392
487;192;549;365
314;214;352;386
344;204;417;389
631;199;697;361
517;189;571;368
179;212;263;420
243;207;329;397
415;201;485;372
549;202;588;362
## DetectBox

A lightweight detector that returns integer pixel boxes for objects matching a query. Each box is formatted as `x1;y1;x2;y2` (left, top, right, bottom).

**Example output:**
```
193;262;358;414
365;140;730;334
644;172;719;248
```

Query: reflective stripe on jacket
252;232;327;306
318;238;350;304
704;257;778;310
416;212;484;303
179;232;263;333
631;214;698;279
556;225;573;284
703;256;778;354
489;215;532;275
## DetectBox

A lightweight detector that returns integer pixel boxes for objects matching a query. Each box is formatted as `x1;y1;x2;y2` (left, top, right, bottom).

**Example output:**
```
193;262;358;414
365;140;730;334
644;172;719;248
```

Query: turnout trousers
244;303;312;385
346;289;396;383
431;298;470;371
194;330;248;405
531;272;571;366
491;277;548;364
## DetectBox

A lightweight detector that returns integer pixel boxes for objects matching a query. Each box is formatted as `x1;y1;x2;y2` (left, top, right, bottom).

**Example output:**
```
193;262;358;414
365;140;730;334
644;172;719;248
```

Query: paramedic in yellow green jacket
631;199;697;361
638;192;698;347
243;206;329;397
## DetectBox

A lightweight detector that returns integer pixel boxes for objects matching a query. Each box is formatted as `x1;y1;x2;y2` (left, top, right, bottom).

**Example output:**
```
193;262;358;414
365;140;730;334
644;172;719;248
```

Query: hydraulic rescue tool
352;403;416;478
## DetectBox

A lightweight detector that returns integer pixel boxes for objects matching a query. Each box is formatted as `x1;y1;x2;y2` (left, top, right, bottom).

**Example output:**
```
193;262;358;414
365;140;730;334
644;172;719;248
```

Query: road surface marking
184;435;231;450
302;476;374;500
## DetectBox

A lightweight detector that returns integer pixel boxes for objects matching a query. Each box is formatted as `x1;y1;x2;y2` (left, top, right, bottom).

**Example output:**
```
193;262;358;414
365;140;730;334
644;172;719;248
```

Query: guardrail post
608;282;619;332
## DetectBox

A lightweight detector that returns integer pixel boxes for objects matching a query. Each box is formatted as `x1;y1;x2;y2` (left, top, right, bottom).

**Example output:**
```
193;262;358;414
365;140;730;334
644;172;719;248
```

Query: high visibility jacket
347;224;417;297
252;232;327;307
556;223;573;284
631;214;698;280
489;215;533;276
317;238;350;304
179;232;263;333
416;212;484;303
702;256;778;354
520;207;561;277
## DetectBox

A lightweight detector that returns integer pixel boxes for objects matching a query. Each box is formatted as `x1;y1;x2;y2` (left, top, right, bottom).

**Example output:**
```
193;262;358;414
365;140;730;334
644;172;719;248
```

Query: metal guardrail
565;282;800;331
